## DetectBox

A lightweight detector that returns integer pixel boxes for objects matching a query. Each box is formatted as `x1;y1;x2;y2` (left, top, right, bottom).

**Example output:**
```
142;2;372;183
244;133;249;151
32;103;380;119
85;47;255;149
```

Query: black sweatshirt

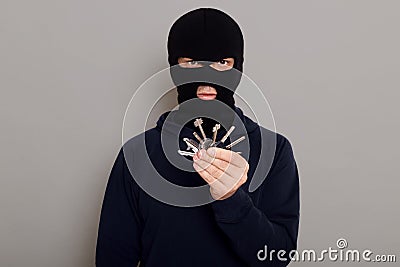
95;107;300;267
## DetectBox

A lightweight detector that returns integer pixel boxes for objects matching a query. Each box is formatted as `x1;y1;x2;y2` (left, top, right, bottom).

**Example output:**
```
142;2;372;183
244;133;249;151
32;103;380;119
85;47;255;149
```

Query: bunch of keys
178;118;246;158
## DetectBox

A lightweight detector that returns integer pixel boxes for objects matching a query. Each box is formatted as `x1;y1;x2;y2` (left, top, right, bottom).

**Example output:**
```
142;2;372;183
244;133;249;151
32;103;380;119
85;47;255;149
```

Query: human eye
210;58;233;71
188;60;199;65
181;60;203;68
177;57;204;68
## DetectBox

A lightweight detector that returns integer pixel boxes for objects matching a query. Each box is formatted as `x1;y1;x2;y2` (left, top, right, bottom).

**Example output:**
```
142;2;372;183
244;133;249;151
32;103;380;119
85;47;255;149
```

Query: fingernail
207;147;216;157
193;150;202;161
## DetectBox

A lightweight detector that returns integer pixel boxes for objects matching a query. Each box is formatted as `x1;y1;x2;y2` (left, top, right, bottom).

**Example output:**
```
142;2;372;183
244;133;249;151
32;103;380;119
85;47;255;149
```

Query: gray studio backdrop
1;1;399;266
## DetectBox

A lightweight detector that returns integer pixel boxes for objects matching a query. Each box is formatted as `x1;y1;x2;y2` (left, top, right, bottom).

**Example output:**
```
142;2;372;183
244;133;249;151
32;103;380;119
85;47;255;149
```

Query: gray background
1;0;399;266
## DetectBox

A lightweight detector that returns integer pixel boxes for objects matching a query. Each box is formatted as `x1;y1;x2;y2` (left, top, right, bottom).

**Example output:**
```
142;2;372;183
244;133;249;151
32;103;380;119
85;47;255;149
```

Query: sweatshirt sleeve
210;135;300;266
95;148;142;267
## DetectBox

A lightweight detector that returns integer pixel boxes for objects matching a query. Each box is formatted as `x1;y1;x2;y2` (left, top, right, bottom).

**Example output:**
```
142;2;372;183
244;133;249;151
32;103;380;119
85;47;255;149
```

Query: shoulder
255;124;295;157
255;125;297;175
122;127;159;150
275;132;296;161
241;111;297;166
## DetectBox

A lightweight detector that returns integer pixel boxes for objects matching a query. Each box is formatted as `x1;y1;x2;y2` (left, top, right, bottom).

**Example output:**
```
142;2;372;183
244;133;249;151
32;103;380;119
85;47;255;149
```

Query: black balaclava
167;8;244;134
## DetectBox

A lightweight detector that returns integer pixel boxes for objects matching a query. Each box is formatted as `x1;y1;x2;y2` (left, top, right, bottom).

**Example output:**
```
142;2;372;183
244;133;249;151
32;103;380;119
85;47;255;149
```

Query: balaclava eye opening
167;8;244;134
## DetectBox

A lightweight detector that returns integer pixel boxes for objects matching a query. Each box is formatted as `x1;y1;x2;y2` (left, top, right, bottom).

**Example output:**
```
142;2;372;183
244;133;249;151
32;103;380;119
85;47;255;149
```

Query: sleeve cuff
210;187;253;223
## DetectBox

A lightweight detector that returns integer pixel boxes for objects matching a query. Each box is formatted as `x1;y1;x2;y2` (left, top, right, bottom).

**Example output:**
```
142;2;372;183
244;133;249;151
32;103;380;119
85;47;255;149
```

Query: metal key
193;131;203;142
183;138;199;153
220;126;235;143
211;123;220;145
178;150;195;157
225;136;246;149
178;119;244;158
194;118;207;140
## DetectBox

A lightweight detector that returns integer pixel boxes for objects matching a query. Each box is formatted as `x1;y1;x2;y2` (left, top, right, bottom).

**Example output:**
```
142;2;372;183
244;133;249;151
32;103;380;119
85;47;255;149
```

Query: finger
193;162;218;184
195;150;248;192
194;159;225;179
194;158;240;192
201;156;245;179
201;149;248;178
193;161;231;200
193;163;227;191
206;147;248;168
199;150;230;170
207;170;246;200
217;171;243;192
198;150;247;180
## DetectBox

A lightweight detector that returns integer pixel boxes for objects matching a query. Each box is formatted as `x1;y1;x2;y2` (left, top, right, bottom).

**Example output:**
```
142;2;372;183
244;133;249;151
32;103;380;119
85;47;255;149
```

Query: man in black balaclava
96;7;300;267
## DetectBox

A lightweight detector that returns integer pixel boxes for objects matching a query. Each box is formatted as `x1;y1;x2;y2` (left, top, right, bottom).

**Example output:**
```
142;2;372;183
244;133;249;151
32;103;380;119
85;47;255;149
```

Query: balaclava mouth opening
167;8;244;134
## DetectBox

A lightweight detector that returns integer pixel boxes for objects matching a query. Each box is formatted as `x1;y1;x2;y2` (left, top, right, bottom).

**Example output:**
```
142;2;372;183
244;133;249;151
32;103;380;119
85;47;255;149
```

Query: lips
197;93;217;100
